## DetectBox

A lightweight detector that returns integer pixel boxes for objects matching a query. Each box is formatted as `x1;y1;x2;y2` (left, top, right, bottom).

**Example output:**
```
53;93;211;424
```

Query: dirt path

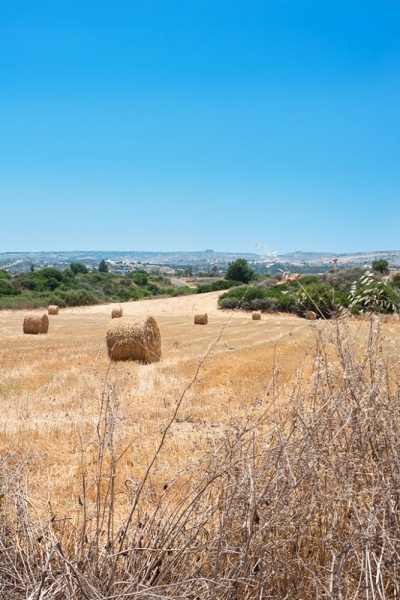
62;290;227;317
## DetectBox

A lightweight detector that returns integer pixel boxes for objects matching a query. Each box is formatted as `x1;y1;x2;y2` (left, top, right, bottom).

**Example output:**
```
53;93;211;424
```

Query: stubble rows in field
0;291;315;515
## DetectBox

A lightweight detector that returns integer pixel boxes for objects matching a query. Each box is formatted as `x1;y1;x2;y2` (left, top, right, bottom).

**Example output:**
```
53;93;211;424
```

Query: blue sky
1;0;399;254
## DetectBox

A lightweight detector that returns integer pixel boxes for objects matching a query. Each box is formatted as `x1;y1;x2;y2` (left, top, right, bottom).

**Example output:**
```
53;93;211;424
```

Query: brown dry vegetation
1;291;400;598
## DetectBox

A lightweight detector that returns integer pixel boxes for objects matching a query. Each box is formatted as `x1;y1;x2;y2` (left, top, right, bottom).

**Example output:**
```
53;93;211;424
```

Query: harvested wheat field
0;292;311;509
1;291;400;598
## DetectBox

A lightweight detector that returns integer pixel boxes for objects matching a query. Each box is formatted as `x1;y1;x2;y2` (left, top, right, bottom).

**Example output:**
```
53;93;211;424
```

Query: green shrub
19;268;72;292
218;285;296;312
51;289;100;307
297;283;337;317
171;287;197;297
244;297;279;312
372;259;389;274
0;269;9;280
219;287;249;302
146;283;159;295
0;280;21;296
349;277;398;314
299;275;319;285
225;259;255;284
131;271;149;286
116;289;142;302
119;278;132;287
219;297;240;309
262;288;296;311
196;279;242;293
70;262;89;275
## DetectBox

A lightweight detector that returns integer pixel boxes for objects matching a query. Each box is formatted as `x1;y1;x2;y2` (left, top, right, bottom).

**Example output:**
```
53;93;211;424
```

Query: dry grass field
0;292;312;513
1;291;400;598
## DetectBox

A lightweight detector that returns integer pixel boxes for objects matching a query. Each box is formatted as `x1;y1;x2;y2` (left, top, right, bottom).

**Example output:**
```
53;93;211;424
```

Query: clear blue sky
1;0;399;254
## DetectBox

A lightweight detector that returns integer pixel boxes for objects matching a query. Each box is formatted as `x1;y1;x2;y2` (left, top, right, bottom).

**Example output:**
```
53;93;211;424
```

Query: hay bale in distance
48;305;59;315
23;314;49;334
252;311;261;320
305;311;317;320
194;313;208;325
111;306;123;319
106;315;161;363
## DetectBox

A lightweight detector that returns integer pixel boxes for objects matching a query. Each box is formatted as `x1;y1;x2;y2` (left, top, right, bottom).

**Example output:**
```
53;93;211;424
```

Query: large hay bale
252;311;261;320
194;313;208;325
48;305;59;315
106;315;161;363
111;306;123;319
23;314;49;334
305;310;317;321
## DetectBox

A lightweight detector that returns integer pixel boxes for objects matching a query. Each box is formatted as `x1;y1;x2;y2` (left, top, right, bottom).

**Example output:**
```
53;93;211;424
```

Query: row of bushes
196;279;242;293
218;270;400;317
0;267;196;309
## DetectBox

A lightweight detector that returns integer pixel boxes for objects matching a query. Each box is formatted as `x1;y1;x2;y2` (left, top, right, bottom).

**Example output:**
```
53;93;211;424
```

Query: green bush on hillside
372;259;389;274
130;271;149;286
218;268;400;318
0;265;189;309
349;273;399;314
196;279;242;293
219;284;296;312
297;283;337;318
19;268;74;292
70;262;89;275
0;280;21;296
225;259;255;284
48;289;100;307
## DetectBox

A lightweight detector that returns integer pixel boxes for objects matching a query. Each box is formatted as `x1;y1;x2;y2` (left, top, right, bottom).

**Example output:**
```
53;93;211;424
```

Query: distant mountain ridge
1;249;399;273
277;250;400;266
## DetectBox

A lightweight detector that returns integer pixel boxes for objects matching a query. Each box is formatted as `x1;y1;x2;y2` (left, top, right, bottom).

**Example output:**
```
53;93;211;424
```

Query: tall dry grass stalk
1;315;400;598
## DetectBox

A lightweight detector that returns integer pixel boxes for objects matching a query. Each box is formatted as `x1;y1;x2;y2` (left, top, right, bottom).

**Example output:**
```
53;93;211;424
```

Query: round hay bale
252;311;261;320
48;305;59;315
305;310;317;320
111;307;123;319
23;314;49;335
194;313;208;325
106;315;161;363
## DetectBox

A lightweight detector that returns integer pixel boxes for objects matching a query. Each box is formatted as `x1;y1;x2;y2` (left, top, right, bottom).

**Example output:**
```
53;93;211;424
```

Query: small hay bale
48;305;59;315
252;311;261;320
106;315;161;363
194;313;208;325
305;311;317;320
111;307;123;319
23;314;49;335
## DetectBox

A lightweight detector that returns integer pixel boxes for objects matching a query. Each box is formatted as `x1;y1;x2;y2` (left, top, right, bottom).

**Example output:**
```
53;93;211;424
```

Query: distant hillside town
1;249;400;275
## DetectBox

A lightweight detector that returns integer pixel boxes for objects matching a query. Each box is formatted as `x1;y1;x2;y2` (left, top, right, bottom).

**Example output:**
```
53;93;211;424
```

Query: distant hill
1;249;400;273
0;250;260;273
276;250;400;268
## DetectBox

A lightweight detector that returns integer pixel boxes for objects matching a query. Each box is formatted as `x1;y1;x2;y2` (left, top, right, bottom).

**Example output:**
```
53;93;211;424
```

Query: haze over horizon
1;1;399;254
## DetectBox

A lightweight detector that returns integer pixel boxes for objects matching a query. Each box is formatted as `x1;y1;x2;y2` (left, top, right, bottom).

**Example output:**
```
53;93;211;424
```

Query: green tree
70;262;89;275
98;259;109;273
372;259;389;274
225;259;254;284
